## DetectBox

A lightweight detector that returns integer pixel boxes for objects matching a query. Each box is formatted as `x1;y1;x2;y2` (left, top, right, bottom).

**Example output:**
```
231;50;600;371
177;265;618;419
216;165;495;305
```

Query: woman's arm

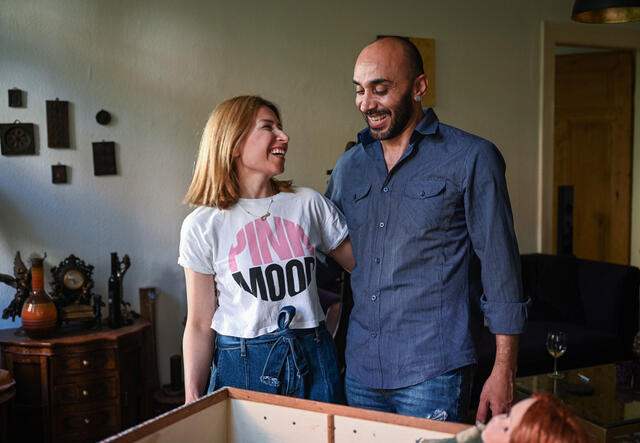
182;267;217;403
328;237;355;273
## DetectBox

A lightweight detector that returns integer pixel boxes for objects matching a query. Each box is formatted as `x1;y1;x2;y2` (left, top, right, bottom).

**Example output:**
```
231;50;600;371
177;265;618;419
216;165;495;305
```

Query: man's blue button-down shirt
326;109;527;389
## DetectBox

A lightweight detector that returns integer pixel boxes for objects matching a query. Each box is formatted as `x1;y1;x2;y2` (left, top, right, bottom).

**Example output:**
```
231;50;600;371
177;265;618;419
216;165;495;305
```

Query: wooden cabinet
0;319;150;443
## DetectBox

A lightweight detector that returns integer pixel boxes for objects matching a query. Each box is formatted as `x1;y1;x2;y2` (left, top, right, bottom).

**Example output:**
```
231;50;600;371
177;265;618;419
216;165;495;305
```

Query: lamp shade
571;0;640;23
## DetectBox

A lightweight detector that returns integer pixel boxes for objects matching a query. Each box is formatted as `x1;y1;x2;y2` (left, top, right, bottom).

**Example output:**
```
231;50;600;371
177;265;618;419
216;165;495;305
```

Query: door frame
538;21;640;266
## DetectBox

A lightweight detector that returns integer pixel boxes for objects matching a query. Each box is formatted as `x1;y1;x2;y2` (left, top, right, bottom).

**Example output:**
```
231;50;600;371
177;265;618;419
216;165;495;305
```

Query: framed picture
51;164;68;184
8;89;23;108
92;141;117;175
46;99;70;148
0;122;36;155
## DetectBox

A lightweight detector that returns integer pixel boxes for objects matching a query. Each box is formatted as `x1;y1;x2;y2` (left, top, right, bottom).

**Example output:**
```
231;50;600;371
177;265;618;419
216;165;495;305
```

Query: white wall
0;0;637;383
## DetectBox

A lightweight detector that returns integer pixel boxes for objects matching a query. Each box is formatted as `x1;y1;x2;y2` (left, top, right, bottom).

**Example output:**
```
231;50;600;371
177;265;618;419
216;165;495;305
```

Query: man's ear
414;74;428;100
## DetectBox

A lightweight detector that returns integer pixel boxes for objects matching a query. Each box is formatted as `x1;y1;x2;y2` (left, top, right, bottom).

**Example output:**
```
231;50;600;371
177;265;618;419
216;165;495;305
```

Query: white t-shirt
178;187;348;338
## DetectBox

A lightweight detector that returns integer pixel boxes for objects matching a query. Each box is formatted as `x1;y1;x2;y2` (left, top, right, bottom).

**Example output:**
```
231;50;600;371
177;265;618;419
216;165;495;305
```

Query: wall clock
0;121;35;155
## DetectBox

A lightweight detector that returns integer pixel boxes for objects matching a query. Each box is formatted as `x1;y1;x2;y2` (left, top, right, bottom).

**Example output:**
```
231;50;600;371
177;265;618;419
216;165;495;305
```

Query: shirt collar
356;108;439;147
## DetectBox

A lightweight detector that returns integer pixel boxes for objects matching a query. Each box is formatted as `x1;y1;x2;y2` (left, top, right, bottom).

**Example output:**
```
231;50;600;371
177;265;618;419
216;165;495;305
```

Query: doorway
552;48;634;265
538;21;640;268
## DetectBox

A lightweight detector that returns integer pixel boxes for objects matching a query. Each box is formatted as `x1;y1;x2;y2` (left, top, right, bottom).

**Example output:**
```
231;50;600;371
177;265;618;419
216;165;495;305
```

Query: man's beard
365;91;415;141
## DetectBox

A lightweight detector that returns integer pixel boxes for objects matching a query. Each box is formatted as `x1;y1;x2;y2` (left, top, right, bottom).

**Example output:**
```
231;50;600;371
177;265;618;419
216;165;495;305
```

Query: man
326;37;527;423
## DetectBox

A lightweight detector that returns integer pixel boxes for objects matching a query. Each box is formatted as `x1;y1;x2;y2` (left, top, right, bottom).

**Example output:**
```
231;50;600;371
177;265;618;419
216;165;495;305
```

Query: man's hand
475;366;515;424
475;334;519;424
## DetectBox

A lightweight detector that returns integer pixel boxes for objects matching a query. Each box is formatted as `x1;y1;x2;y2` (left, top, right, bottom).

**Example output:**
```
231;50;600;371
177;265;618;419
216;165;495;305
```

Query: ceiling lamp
571;0;640;23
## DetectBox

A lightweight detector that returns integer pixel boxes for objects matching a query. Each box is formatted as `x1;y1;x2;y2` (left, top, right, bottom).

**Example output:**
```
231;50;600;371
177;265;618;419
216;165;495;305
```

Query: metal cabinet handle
82;389;89;397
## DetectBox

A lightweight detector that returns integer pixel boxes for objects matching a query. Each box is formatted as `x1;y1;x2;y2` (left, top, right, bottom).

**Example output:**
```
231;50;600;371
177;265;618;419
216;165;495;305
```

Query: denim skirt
207;306;345;404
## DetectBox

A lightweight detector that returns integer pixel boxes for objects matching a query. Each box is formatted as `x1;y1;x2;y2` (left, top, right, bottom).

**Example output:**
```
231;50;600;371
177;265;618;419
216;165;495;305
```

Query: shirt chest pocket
402;179;447;229
343;183;371;232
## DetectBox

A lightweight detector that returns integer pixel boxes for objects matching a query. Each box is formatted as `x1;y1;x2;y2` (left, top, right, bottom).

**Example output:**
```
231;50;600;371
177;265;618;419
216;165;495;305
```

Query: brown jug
21;257;57;339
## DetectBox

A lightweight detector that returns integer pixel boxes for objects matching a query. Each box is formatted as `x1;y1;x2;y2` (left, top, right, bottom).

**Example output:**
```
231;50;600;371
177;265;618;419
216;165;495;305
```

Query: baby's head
482;393;593;443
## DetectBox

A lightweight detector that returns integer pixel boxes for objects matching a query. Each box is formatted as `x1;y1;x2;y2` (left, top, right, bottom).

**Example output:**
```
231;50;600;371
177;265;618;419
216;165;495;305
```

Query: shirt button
379;222;385;228
374;258;380;264
371;295;377;301
383;187;389;193
419;190;426;197
371;332;377;338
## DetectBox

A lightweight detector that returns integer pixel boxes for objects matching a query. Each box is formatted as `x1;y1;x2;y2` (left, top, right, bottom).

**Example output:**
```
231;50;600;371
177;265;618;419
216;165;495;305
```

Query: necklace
238;198;273;221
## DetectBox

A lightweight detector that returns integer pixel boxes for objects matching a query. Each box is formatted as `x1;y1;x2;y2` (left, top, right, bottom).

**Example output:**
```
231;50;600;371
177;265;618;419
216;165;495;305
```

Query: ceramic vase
21;257;57;339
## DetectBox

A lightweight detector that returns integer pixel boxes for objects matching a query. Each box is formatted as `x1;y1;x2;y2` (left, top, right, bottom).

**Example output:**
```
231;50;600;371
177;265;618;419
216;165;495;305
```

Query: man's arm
463;142;527;422
475;334;518;423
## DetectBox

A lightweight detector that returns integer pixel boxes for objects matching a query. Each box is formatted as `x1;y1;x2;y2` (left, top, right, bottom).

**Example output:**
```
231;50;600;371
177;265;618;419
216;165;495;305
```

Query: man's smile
366;111;390;129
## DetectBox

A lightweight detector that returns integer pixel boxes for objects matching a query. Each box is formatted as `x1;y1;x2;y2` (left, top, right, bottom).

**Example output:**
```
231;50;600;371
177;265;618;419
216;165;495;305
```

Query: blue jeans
208;307;345;404
344;365;474;422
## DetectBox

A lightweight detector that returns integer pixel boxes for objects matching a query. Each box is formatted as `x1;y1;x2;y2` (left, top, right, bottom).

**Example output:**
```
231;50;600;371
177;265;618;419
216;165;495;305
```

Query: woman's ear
232;142;242;158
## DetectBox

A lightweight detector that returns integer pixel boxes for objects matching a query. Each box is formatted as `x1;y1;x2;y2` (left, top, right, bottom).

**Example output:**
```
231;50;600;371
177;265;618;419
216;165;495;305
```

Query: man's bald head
360;36;424;81
353;36;428;142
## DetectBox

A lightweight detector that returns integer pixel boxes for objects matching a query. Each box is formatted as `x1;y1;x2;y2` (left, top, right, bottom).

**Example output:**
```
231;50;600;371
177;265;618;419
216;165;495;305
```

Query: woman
424;392;593;443
179;95;354;404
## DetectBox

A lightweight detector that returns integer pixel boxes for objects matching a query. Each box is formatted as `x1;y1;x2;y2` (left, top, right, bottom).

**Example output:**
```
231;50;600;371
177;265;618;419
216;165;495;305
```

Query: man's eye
355;89;364;95
374;89;388;95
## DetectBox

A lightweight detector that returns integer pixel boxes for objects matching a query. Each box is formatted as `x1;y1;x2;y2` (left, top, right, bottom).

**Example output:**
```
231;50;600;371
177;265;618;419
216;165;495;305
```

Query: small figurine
1;252;33;320
108;253;133;328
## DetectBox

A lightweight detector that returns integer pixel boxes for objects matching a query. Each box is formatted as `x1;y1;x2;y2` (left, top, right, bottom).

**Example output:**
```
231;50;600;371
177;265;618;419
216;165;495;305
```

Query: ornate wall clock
0;121;35;155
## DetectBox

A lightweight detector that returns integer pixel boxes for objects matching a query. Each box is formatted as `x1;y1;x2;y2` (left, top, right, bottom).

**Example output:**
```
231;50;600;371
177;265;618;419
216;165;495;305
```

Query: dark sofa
319;252;640;407
472;253;640;405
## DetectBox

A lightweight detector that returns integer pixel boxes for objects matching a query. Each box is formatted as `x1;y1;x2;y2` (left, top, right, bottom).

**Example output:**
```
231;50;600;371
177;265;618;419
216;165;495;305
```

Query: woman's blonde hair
184;95;292;209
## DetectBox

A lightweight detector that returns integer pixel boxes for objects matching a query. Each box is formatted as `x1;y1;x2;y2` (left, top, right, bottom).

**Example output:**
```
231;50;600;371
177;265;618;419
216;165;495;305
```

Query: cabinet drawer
53;377;117;405
53;404;119;441
54;350;116;375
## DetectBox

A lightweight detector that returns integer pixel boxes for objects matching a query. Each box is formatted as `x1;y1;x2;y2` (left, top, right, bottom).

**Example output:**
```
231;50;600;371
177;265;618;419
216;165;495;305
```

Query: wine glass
546;331;567;379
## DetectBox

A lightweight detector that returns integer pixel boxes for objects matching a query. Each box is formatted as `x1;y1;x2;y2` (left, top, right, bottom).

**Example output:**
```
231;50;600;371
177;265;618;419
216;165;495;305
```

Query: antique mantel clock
49;255;101;326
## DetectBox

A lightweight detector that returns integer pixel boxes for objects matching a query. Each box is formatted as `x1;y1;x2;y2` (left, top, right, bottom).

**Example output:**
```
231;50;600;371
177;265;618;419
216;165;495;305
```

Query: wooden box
103;387;469;442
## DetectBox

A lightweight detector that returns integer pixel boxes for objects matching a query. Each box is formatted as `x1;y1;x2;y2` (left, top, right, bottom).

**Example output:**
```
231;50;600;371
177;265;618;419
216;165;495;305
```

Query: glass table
516;362;640;443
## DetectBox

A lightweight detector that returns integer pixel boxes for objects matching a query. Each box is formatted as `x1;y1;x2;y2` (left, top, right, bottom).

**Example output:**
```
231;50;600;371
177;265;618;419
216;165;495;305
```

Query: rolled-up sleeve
464;141;528;335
